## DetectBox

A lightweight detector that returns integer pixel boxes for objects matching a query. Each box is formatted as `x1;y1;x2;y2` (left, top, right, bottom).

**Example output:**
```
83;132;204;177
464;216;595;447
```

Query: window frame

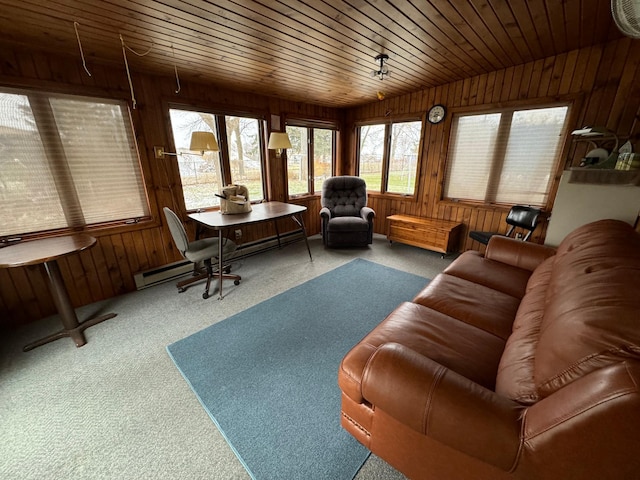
438;98;578;211
355;114;424;197
284;120;337;198
0;86;151;242
167;104;269;213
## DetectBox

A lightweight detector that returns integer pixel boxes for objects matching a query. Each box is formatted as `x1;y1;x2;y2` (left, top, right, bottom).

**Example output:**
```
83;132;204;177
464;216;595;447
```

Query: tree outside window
358;124;385;192
169;109;266;211
226;116;264;202
285;124;335;197
357;120;422;195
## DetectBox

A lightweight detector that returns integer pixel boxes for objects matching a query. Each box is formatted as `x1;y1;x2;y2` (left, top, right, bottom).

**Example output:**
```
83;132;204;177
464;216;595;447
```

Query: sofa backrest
496;219;640;404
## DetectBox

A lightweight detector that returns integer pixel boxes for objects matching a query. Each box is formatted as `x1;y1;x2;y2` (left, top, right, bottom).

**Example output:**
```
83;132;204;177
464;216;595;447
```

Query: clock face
428;105;446;124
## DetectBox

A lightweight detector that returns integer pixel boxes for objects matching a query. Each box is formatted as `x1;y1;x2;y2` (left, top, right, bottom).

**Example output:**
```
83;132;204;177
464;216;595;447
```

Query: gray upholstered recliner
320;176;375;247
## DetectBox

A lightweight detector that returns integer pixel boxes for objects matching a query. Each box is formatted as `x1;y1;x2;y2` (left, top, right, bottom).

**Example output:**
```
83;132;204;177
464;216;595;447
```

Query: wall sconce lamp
154;131;219;159
189;131;219;154
267;132;292;158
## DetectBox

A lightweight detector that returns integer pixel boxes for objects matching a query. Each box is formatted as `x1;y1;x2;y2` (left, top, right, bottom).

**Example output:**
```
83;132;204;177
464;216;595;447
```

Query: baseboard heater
133;230;305;290
134;260;194;290
233;230;304;260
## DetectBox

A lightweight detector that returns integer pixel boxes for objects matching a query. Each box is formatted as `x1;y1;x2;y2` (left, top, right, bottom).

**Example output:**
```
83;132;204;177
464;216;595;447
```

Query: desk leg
23;260;117;352
218;229;224;300
291;213;313;261
274;219;282;248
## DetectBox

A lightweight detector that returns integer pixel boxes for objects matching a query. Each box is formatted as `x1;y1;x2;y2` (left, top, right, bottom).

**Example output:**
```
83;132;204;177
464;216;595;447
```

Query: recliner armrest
319;207;331;220
485;236;556;272
360;206;375;222
361;342;523;472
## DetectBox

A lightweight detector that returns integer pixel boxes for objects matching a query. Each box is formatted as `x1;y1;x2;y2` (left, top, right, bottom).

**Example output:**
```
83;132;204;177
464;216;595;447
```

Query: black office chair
163;207;241;299
469;205;542;245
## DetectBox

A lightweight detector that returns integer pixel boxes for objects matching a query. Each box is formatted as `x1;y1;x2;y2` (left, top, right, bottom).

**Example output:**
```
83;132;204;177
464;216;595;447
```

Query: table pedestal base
23;259;117;352
23;312;117;352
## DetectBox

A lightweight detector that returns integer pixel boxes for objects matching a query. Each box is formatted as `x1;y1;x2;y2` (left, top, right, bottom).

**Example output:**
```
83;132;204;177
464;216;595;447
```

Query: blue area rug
166;258;429;480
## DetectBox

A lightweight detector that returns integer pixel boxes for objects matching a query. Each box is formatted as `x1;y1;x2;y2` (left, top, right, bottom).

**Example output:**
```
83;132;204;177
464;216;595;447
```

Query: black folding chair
469;205;542;245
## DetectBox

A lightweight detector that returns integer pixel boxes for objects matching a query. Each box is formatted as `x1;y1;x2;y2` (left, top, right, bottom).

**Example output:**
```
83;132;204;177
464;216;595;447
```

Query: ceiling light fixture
371;53;390;80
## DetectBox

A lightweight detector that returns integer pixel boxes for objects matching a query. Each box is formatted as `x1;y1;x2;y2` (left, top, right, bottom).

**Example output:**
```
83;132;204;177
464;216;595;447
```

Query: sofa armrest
360;206;375;223
485;236;556;272
361;342;523;471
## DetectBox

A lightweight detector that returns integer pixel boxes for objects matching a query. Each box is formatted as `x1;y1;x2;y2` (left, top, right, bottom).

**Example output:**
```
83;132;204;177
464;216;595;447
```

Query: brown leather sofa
338;219;640;479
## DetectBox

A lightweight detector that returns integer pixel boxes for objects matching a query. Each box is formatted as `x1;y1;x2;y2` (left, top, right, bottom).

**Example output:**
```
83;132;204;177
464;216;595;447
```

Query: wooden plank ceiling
0;0;623;108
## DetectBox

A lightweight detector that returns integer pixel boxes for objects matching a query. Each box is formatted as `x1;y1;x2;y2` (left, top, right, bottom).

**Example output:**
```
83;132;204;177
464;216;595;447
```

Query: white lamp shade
268;132;292;150
189;131;219;152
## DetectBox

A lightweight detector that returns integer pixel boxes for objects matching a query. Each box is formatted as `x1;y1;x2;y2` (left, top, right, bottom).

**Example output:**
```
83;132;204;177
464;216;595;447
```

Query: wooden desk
188;202;312;299
0;234;117;352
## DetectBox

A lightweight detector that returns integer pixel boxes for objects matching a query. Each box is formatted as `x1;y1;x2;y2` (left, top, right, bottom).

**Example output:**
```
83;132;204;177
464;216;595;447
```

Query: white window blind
445;113;501;201
1;89;149;237
444;105;569;206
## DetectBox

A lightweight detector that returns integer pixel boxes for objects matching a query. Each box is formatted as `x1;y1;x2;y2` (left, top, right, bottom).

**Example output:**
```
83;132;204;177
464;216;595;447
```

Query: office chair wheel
224;266;231;274
202;291;210;299
178;287;186;293
234;279;241;285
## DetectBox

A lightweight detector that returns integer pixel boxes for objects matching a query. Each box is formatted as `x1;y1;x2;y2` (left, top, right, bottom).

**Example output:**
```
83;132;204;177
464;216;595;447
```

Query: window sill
367;191;417;201
438;199;515;211
287;194;321;201
6;217;158;243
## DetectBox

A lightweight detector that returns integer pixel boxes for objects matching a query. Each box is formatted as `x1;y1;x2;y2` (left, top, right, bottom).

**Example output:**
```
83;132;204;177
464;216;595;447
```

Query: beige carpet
0;234;454;479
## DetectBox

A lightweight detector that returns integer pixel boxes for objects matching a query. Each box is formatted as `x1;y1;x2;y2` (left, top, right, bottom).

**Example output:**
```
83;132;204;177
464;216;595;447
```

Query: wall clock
427;104;446;124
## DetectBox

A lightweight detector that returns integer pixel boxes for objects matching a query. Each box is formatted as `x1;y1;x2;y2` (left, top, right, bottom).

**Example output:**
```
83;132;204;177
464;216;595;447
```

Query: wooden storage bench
386;214;463;255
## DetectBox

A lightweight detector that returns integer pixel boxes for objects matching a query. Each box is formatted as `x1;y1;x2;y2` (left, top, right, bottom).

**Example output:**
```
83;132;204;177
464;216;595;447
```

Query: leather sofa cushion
413;273;520;340
338;301;506;404
534;220;640;397
443;251;532;299
495;256;555;404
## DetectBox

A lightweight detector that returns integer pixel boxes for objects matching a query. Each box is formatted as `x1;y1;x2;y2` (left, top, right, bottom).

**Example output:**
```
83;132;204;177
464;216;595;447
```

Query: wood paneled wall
2;37;639;328
0;46;333;328
345;37;640;252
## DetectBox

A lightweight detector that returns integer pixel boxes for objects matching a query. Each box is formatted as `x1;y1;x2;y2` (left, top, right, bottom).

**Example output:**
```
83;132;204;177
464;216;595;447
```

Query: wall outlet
235;229;242;240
